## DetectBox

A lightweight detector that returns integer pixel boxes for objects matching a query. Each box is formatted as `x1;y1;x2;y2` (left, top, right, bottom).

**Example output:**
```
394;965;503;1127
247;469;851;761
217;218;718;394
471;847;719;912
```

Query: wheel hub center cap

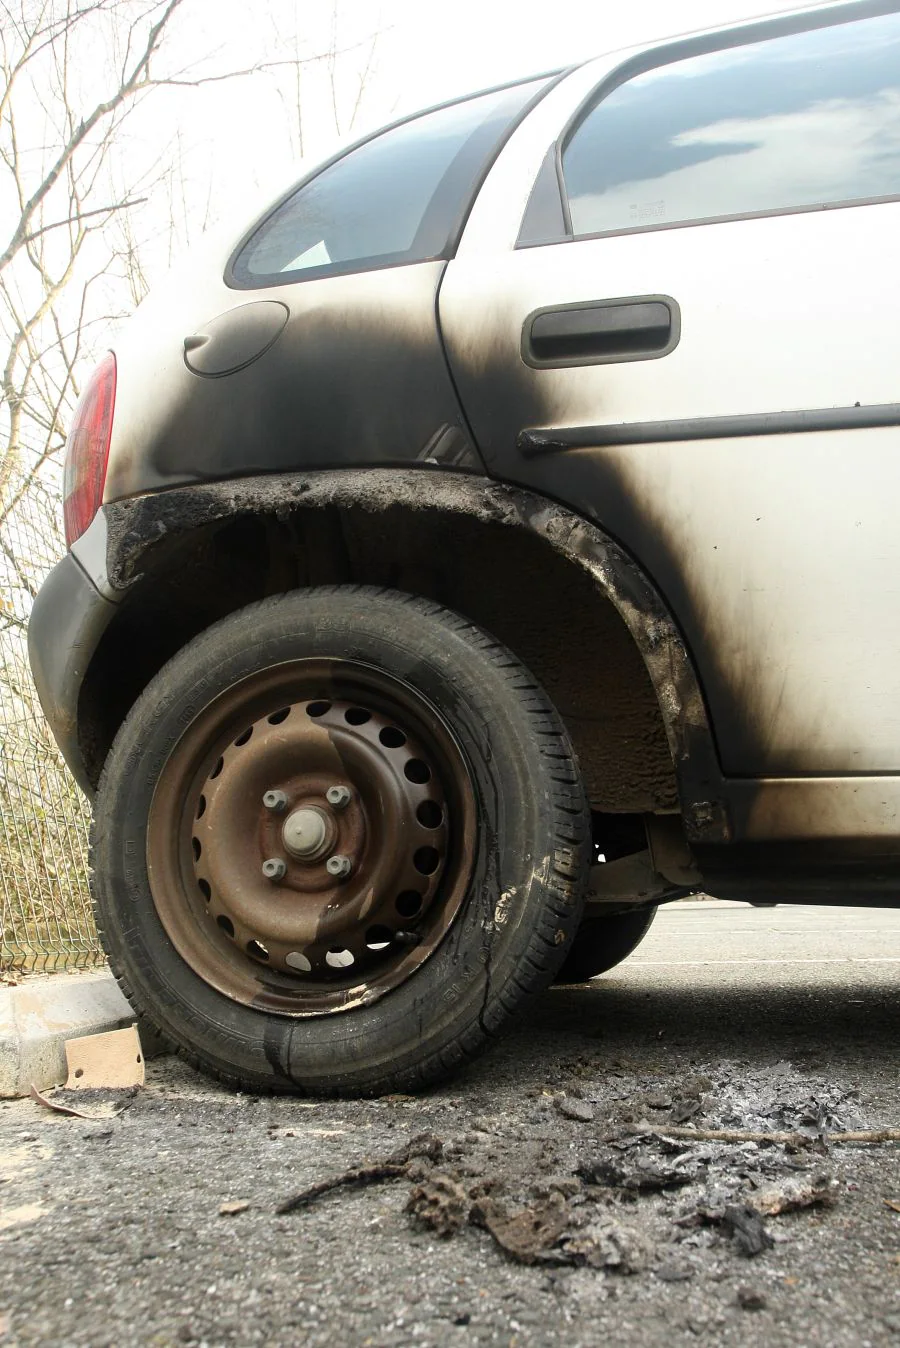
282;806;330;860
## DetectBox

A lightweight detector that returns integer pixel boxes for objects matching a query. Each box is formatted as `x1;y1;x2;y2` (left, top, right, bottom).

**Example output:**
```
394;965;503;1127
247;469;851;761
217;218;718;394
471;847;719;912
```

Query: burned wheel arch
84;469;725;840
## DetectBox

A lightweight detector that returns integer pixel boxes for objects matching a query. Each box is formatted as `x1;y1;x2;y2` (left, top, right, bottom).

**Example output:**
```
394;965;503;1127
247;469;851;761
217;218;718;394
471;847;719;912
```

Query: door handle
522;296;680;368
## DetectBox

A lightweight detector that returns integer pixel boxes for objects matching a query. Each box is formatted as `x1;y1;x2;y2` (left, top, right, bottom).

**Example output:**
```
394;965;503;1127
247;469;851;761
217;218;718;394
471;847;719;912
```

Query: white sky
158;0;845;237
372;0;839;106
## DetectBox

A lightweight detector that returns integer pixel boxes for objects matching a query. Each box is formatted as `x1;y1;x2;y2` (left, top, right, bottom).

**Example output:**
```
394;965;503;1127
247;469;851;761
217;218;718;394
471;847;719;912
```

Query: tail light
63;352;117;548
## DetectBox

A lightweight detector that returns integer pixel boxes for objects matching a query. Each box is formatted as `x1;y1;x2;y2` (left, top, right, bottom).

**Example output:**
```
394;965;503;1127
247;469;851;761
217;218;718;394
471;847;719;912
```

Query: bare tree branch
0;0;185;276
14;196;148;252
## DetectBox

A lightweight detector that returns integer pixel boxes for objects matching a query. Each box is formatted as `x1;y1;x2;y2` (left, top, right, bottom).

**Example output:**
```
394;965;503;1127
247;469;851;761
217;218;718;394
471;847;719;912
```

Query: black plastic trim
28;549;117;798
518;402;900;455
521;294;680;368
517;146;568;247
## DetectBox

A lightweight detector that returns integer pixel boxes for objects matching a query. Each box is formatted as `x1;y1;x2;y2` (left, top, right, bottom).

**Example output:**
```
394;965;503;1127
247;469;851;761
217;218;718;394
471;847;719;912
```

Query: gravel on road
0;902;898;1348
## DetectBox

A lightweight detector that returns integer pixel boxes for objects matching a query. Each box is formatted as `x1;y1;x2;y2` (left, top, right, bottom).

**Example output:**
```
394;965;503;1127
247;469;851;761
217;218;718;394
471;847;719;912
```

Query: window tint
231;82;545;285
561;13;900;238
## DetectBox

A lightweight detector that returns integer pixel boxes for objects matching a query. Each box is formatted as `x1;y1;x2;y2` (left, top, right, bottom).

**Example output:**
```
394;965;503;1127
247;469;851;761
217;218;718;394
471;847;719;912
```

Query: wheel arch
81;469;725;838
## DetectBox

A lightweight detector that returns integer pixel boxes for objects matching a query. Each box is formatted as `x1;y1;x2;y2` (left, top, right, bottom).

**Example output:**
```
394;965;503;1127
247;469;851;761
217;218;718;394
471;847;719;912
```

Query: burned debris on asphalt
274;1059;890;1276
4;998;899;1348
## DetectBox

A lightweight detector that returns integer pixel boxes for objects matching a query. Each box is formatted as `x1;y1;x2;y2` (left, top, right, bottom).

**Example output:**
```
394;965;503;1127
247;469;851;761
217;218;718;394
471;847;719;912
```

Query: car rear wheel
555;905;657;983
91;587;590;1095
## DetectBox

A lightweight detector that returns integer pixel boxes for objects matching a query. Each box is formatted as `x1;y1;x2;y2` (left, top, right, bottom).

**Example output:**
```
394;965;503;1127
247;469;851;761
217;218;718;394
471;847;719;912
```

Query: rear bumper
28;550;117;797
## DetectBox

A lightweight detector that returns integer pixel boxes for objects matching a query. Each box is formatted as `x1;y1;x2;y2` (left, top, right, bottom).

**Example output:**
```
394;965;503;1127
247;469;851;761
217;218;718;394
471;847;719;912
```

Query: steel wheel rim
146;659;477;1015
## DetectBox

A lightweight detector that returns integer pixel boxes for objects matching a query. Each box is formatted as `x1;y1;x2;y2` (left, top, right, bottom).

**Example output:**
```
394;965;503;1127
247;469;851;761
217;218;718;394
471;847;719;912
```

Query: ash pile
278;1059;884;1282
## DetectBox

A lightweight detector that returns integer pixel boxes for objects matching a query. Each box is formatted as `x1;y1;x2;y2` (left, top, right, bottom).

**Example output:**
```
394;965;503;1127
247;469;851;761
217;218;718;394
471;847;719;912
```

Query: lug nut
263;789;288;813
325;854;352;879
262;857;287;881
326;785;352;810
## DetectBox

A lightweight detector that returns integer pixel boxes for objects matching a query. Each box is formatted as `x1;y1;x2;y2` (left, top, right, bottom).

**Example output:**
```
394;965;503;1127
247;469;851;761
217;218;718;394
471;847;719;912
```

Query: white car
29;0;900;1093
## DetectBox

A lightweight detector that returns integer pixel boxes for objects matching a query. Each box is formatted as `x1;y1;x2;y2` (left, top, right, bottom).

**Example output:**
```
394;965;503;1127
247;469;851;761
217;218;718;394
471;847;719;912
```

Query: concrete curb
0;969;135;1098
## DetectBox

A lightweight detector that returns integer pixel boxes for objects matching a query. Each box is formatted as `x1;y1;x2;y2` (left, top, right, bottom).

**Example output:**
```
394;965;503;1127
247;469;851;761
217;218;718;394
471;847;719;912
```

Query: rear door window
560;11;900;239
230;80;547;286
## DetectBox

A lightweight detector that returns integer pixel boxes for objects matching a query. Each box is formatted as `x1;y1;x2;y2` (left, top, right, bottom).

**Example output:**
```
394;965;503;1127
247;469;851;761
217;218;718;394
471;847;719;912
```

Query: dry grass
0;485;102;975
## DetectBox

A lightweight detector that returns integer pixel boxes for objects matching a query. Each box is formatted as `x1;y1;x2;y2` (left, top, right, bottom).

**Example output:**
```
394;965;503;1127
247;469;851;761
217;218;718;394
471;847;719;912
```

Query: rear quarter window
230;80;548;287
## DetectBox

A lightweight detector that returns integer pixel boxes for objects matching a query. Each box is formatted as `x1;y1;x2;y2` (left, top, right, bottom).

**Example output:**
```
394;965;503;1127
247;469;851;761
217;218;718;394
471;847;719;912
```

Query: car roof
463;0;898;109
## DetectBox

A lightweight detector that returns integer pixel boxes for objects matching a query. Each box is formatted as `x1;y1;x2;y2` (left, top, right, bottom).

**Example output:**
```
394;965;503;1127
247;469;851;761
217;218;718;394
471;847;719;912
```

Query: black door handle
523;296;680;368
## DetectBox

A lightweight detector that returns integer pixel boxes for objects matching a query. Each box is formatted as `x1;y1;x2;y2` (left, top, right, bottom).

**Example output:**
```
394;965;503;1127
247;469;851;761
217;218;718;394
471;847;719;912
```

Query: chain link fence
0;481;102;973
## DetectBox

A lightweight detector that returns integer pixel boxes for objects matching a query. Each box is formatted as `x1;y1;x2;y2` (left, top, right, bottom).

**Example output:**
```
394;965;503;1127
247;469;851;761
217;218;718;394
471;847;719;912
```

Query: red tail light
63;352;117;548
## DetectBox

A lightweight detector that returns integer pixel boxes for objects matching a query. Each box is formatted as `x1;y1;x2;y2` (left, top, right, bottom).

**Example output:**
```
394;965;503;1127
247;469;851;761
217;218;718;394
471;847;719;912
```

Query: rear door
439;7;900;778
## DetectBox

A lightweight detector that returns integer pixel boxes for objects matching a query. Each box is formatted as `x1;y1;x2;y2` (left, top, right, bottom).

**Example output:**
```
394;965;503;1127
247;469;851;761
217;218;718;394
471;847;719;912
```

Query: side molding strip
518;402;900;455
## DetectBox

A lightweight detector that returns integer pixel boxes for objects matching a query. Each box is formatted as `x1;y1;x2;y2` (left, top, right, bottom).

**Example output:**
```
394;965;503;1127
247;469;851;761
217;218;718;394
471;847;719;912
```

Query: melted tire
90;586;590;1095
555;904;658;983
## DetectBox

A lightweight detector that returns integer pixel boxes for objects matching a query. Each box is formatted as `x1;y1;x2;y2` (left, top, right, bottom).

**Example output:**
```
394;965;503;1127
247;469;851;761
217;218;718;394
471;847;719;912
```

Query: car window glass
562;12;900;237
232;81;546;285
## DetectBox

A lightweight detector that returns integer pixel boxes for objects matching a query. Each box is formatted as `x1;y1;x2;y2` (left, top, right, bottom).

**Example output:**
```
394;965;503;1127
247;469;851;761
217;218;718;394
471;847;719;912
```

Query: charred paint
102;467;723;840
436;307;900;853
103;262;482;501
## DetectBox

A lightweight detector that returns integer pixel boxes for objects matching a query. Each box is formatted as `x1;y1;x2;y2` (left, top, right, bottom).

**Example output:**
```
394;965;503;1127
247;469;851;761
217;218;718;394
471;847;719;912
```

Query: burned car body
29;0;900;1092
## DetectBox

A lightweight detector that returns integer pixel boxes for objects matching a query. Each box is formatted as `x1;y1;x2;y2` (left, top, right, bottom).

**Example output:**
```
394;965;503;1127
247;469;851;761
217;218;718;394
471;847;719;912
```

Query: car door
439;6;900;780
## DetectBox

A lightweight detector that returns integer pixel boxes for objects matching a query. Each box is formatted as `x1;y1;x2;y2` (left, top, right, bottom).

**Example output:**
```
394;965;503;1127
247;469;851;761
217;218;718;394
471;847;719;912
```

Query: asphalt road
1;901;898;1348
